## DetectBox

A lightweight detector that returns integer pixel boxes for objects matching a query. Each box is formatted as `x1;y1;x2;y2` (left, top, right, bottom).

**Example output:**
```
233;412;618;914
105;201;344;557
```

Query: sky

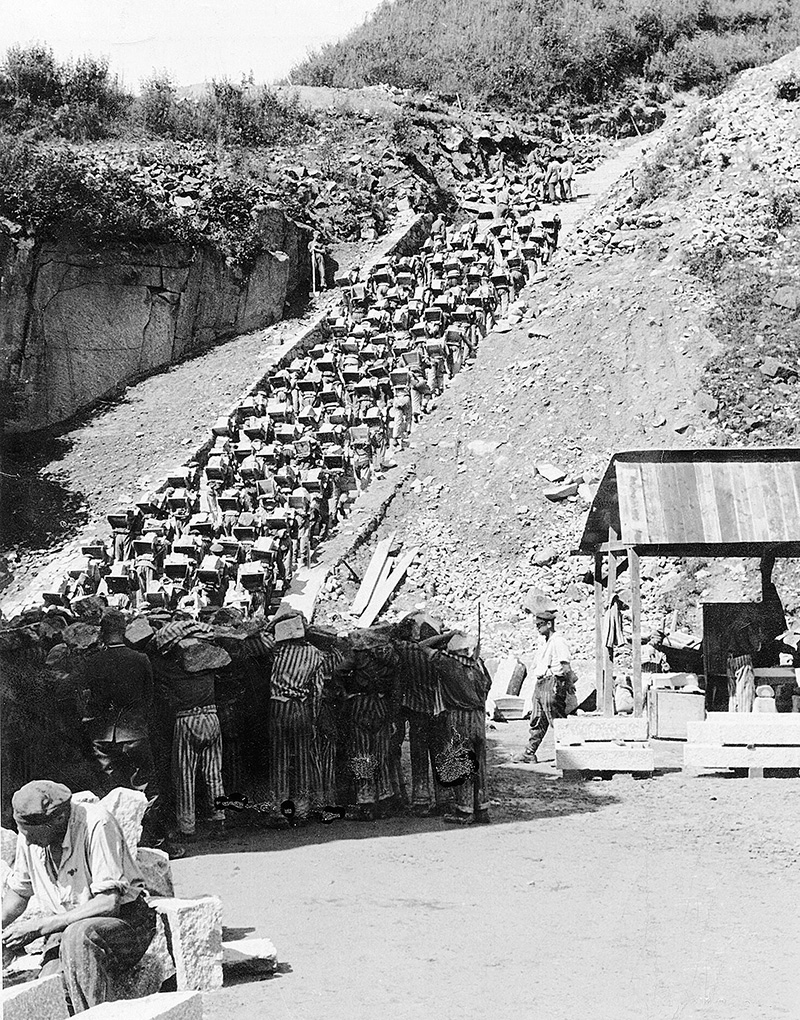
0;0;386;89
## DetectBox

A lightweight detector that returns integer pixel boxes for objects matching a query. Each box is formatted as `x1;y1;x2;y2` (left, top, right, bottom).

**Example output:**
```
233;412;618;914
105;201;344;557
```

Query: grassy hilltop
292;0;800;111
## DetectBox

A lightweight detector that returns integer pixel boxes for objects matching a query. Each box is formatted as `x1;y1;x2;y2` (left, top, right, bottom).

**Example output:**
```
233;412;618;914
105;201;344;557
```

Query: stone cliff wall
1;204;309;432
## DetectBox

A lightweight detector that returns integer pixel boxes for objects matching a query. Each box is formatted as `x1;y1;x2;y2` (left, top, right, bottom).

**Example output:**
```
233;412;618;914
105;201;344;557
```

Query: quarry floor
177;722;800;1020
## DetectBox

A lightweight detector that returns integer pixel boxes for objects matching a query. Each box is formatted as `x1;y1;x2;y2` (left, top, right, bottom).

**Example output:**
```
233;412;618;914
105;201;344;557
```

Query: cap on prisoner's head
12;780;72;846
100;608;127;643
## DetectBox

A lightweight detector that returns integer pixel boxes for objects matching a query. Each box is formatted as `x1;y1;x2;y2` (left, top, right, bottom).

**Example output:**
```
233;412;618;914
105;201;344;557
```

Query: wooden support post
594;552;604;712
629;547;643;718
603;528;618;717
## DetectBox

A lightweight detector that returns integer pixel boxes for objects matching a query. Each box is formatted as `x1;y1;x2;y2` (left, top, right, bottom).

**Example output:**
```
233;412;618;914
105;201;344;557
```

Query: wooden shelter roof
577;448;800;557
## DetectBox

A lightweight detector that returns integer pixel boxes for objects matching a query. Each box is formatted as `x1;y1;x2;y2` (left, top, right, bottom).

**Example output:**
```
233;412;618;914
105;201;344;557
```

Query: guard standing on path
512;607;574;764
81;610;173;852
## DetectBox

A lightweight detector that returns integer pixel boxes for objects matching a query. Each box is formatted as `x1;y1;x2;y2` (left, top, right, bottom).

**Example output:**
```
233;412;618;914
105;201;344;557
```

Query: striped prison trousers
407;710;445;810
446;707;489;818
342;693;393;806
267;697;315;819
172;706;225;836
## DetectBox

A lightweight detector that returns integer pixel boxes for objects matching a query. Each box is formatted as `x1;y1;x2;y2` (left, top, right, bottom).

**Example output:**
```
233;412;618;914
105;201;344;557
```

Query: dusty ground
178;723;800;1020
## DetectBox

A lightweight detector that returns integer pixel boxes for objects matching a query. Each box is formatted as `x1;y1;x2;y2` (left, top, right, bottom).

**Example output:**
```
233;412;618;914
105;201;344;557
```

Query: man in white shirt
512;609;574;763
2;781;156;1014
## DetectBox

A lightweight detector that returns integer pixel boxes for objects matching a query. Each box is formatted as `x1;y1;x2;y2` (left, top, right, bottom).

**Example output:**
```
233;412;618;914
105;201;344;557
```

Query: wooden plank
358;546;418;627
638;462;667;544
594;552;603;705
629;548;643;717
556;743;654;772
684;745;800;768
673;461;703;544
765;462;790;542
745;462;770;543
711;460;740;545
615;462;648;544
350;531;396;616
655;461;689;545
553;717;648;743
694;461;722;543
687;717;800;746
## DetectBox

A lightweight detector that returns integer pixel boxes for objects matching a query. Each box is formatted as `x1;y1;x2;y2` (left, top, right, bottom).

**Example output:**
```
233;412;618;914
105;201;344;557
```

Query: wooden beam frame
602;526;618;717
629;547;643;717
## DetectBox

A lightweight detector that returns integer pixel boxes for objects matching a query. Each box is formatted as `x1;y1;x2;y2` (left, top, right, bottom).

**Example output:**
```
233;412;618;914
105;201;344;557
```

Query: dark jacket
82;644;153;741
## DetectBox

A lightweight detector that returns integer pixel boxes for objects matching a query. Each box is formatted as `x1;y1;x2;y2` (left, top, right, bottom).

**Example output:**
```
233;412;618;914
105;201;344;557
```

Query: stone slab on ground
684;745;800;769
153;896;223;992
555;742;655;772
222;937;278;976
553;716;648;743
0;974;69;1020
79;991;203;1020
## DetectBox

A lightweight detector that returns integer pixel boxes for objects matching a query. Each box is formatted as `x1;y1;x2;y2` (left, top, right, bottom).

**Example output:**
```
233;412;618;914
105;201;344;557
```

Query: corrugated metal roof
578;448;800;556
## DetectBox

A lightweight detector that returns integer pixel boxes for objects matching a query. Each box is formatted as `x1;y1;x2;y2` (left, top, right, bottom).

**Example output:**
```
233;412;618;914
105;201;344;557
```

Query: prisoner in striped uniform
335;632;397;821
431;635;492;826
266;613;332;821
165;656;226;839
392;635;445;816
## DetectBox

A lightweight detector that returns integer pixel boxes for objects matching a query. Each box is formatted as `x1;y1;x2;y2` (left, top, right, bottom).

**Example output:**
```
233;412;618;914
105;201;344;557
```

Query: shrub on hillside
292;0;800;114
0;46;128;140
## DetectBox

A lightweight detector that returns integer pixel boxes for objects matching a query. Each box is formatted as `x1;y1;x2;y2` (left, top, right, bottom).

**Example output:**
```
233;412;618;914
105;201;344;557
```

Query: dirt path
176;724;800;1020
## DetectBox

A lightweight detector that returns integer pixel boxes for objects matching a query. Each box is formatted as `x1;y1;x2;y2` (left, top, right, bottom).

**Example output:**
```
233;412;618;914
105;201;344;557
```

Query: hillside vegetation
292;0;800;114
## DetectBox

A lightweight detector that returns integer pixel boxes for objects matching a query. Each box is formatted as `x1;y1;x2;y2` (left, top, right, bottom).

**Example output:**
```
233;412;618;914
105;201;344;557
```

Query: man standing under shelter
512;606;574;764
2;780;157;1014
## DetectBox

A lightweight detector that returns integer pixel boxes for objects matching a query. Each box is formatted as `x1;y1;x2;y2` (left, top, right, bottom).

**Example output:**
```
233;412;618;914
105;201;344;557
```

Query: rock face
2;206;308;431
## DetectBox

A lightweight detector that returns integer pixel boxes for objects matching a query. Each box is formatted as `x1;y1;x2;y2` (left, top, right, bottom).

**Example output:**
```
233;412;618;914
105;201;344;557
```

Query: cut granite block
101;789;147;855
222;937;278;976
78;991;202;1019
0;974;69;1020
153;897;223;991
137;847;175;897
1;827;17;866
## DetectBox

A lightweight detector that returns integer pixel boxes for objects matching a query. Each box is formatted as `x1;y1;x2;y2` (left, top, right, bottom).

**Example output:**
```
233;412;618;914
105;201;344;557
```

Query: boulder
772;286;800;310
533;547;559;567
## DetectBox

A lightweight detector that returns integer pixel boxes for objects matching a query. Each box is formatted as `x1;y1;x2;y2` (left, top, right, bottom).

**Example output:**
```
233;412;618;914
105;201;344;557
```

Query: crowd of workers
43;165;562;620
1;154;581;1014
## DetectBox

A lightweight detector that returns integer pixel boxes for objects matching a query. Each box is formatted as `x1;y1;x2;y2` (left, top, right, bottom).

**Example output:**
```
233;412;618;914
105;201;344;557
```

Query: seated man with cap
512;603;574;763
2;780;156;1014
